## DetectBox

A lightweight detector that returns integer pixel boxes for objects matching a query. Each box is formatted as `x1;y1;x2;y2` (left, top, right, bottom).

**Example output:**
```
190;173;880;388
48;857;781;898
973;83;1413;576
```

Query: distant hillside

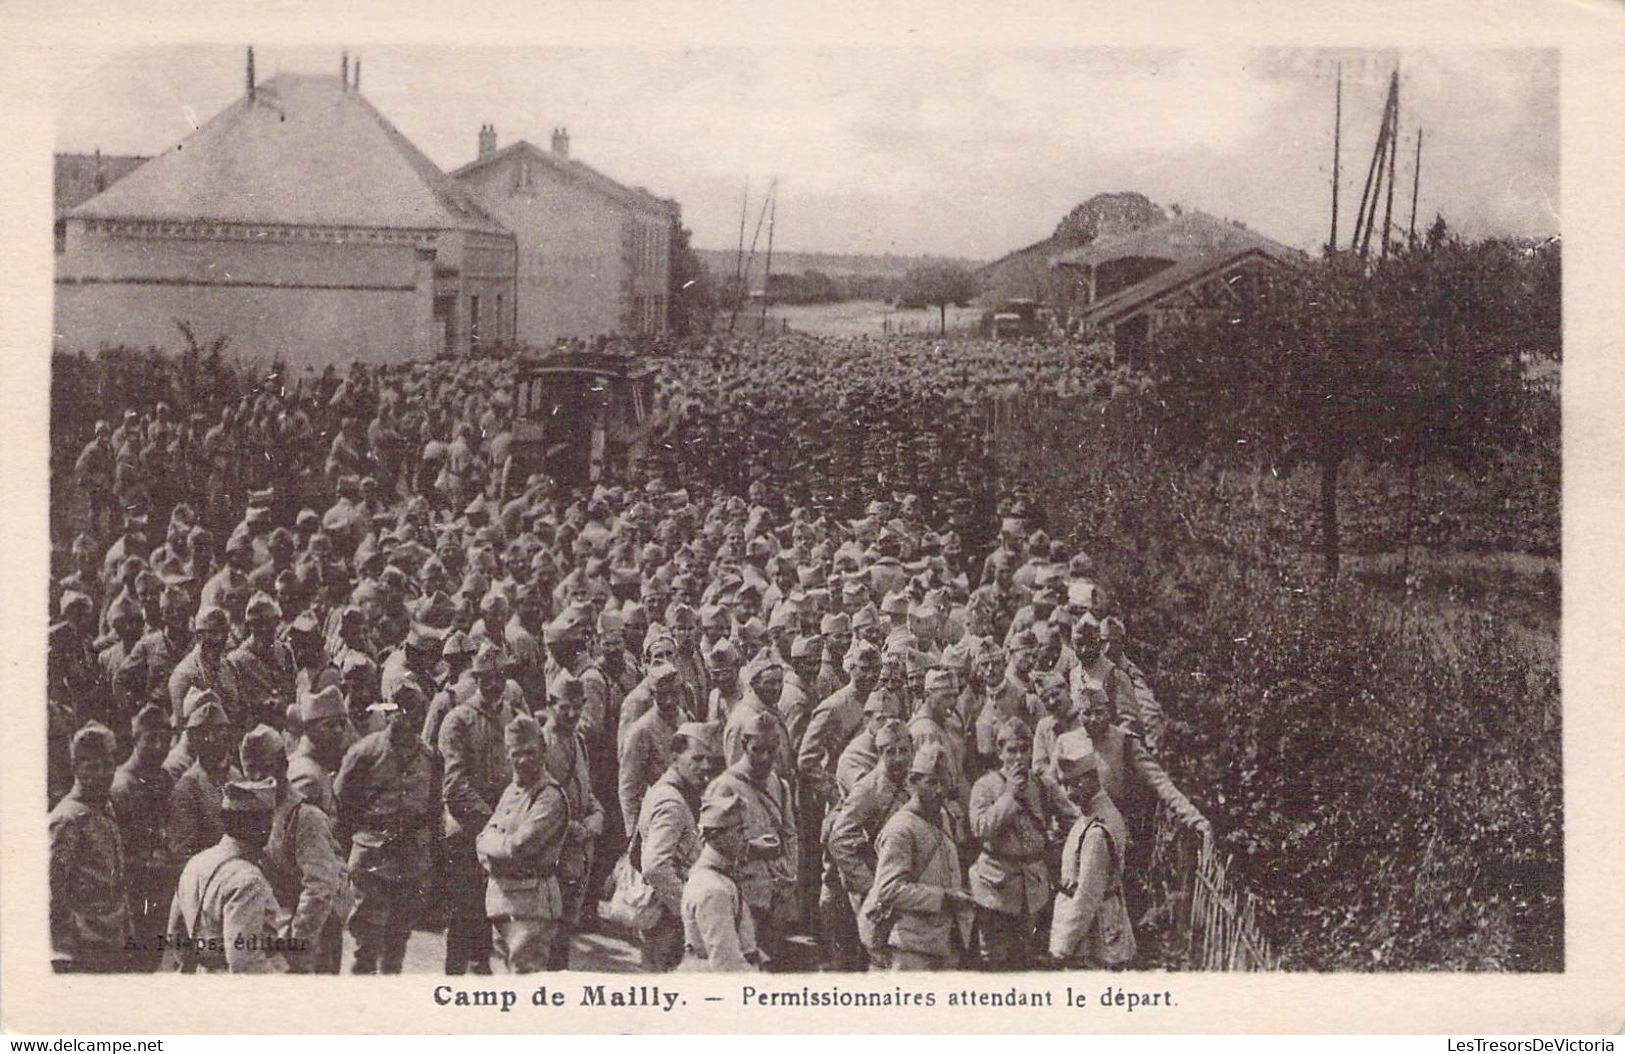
694;248;983;287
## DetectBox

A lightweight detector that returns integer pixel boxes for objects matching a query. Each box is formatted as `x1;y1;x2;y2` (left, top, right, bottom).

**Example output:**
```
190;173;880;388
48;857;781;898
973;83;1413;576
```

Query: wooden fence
1145;801;1280;970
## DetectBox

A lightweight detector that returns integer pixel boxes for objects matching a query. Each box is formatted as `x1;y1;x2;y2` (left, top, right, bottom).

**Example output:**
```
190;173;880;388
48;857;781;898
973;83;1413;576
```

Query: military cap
543;607;590;644
549;671;584;701
106;590;143;623
707;636;741;665
737;709;780;740
244;591;282;620
222;778;277;813
922;668;957;694
58;590;93;617
1053;731;1099;776
406;622;446;651
505;713;544;751
675;721;722;754
131;703;172;737
699;790;747;831
464;494;489;517
797;565;827;589
880;591;911;617
296;508;321;529
909;740;949;777
789;634;822;660
351;580;384;606
845;640;882;671
862;687;904;717
1100;616;1127;641
184;696;230;731
820;612;851;635
699;603;730;630
666;602;700;627
288;610;322;636
850;604;879;631
470;642;505;675
240;724;286;771
340;651;376;676
191;605;228;633
70;721;118;763
648;661;681;688
749;660;785;686
440;629;475;658
997;716;1033;745
300;684;347;724
1071;612;1103;637
872;721;908;749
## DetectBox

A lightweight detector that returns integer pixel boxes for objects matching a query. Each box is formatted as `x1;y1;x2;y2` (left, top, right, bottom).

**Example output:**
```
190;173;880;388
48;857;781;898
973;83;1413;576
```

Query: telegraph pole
1409;128;1424;248
1330;63;1342;254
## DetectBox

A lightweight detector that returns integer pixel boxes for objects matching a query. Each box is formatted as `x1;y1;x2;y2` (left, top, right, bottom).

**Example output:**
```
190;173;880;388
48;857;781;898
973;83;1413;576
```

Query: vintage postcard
1;0;1621;1036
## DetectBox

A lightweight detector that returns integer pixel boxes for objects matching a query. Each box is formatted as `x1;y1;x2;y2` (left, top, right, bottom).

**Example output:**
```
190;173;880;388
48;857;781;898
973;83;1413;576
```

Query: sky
53;46;1559;260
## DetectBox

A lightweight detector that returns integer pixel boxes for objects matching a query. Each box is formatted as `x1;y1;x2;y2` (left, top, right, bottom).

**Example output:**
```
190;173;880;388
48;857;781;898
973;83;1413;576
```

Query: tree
1146;232;1557;577
668;212;715;337
898;264;980;335
1052;191;1167;248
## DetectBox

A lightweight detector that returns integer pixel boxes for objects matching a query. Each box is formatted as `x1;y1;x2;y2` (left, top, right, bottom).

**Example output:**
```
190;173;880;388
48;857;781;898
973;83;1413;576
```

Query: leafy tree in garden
898;263;981;335
1147;230;1559;577
667;214;714;337
1052;190;1167;247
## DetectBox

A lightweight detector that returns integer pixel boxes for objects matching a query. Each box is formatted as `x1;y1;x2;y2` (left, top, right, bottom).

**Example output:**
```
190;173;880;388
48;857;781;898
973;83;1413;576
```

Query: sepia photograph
33;31;1567;997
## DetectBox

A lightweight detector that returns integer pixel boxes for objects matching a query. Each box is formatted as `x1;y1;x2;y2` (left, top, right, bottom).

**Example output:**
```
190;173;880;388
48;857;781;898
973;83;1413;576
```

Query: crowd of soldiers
48;336;1205;976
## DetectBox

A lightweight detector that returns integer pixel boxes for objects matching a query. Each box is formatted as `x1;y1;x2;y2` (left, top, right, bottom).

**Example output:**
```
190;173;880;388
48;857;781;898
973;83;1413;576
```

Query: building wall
459;153;670;346
54;219;515;367
54;218;438;369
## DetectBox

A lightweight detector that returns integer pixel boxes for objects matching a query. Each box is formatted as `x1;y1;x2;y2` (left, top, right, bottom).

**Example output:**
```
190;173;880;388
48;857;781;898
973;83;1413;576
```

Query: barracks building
54;56;676;369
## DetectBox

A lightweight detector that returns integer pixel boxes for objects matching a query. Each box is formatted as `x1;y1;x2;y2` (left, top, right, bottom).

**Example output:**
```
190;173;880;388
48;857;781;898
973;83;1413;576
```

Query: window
495;294;504;341
469;294;481;349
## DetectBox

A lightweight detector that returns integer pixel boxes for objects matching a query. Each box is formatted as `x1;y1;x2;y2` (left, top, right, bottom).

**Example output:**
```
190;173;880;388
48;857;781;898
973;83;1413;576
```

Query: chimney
478;124;497;159
246;46;256;101
94;147;105;193
353;56;361;91
341;52;349;91
551;127;570;159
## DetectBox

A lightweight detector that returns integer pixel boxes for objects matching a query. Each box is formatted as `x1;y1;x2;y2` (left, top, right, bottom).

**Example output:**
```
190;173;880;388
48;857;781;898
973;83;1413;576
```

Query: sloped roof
452;139;674;217
69;74;506;234
1052;210;1300;270
1085;247;1292;324
55;153;149;216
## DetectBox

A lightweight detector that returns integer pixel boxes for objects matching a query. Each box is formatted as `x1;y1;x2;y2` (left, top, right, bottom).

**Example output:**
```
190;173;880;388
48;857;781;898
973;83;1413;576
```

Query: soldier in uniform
477;713;570;974
333;683;442;974
635;721;722;971
165;693;236;864
540;671;605;968
678;790;760;972
824;721;912;971
706;710;799;970
165;777;286;973
1049;731;1137;968
110;704;176;971
239;725;352;974
288;684;347;818
169;605;244;733
860;741;974;971
437;642;513;974
968;716;1075;970
618;663;684;836
49;722;133;973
